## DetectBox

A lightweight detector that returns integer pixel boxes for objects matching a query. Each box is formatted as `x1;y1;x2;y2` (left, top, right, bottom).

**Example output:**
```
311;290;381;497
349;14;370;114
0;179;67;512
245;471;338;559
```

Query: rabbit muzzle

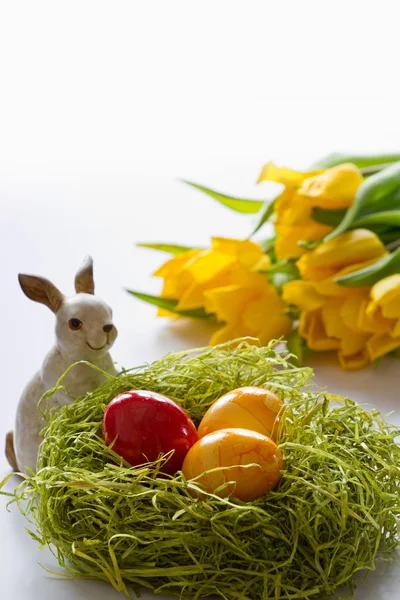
86;325;118;353
86;340;108;351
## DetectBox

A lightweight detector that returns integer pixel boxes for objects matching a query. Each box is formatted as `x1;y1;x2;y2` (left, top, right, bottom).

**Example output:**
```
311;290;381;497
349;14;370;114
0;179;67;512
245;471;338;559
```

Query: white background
1;2;400;599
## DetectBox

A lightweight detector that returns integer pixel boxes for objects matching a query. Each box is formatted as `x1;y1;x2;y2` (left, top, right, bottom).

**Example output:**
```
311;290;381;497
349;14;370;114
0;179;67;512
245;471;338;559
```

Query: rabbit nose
103;324;114;333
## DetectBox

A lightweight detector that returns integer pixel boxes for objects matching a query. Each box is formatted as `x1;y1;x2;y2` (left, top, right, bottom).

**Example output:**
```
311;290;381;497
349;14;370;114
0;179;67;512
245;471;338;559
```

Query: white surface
1;3;400;599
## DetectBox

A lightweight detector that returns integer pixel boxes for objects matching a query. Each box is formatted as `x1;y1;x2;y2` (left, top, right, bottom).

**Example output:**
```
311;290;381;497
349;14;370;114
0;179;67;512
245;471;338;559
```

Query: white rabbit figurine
5;256;118;475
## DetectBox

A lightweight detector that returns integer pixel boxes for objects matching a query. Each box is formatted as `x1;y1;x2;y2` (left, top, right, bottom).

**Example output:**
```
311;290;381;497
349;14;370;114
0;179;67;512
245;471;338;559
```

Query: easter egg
182;428;283;501
103;390;198;475
198;386;284;440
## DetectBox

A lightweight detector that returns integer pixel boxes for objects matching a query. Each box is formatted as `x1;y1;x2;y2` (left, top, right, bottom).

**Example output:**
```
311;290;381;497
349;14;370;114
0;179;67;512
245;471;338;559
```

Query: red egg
102;390;198;475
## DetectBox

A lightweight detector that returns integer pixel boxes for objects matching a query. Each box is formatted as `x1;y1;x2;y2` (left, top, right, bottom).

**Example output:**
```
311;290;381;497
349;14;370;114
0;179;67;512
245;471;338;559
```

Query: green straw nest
5;340;400;599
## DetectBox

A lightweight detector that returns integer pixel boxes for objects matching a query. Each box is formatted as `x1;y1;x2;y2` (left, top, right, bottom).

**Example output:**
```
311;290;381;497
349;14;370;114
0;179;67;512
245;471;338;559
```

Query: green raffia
2;340;400;600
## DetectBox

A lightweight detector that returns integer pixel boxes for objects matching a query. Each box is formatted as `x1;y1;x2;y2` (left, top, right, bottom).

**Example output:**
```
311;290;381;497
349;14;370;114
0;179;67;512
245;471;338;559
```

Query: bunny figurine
5;256;118;475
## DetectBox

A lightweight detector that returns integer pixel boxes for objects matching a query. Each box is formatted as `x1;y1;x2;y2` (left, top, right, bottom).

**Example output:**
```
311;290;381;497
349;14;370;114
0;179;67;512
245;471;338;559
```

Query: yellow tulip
297;229;387;282
363;275;400;361
257;162;320;188
367;333;400;362
155;238;267;312
282;230;391;369
205;279;292;346
155;237;292;346
154;249;204;316
298;163;363;209
370;274;400;318
257;162;363;260
281;280;325;311
298;309;340;351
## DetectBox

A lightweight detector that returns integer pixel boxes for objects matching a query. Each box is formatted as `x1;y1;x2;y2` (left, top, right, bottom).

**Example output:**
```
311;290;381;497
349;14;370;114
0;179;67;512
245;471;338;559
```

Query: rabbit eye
69;318;83;330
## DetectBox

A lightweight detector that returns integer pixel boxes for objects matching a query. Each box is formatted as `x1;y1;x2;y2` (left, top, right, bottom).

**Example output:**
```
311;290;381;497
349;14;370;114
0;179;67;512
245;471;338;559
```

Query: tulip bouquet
130;153;400;369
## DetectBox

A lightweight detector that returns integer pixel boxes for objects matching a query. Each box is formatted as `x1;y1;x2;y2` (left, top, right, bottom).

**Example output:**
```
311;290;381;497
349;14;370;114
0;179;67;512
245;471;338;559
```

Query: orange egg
198;386;284;441
182;428;283;502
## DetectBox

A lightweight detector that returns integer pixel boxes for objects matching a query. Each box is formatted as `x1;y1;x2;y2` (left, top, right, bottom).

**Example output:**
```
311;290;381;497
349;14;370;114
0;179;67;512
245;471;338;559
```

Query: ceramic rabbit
5;256;118;475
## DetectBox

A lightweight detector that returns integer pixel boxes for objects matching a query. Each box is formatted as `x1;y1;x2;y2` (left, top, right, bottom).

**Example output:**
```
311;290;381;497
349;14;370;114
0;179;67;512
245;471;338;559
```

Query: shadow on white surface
308;352;400;425
154;318;219;350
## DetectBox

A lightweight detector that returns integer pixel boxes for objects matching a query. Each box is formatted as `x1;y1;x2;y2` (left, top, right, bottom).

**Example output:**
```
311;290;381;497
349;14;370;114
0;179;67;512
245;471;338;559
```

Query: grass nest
3;339;400;600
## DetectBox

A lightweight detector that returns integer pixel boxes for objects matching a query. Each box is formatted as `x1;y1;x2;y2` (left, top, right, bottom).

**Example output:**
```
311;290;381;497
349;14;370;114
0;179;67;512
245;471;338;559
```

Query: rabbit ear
75;255;95;295
18;274;64;313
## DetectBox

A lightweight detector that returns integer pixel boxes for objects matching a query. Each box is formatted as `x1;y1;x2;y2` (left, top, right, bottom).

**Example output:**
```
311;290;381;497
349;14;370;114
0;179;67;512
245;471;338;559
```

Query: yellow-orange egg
182;428;283;502
198;386;284;441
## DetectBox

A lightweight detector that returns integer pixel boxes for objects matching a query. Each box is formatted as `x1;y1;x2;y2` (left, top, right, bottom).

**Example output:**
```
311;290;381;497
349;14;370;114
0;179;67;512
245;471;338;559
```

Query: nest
9;340;400;600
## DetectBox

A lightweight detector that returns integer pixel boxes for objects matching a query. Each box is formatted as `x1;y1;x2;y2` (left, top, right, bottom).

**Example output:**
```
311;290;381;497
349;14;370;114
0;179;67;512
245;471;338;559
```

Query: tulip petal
340;296;368;332
320;299;370;356
275;235;308;261
299;310;340;351
211;238;263;266
276;221;332;240
340;332;370;357
184;251;236;283
391;319;400;338
367;333;400;361
153;249;203;278
312;259;379;297
321;299;347;339
359;301;395;334
298;163;363;209
282;280;325;311
257;162;321;187
253;255;271;272
230;267;267;289
204;285;257;323
297;229;386;282
242;293;292;342
210;323;249;346
160;278;180;299
177;283;207;310
275;221;332;261
338;349;370;370
157;307;180;318
371;274;400;318
313;279;366;298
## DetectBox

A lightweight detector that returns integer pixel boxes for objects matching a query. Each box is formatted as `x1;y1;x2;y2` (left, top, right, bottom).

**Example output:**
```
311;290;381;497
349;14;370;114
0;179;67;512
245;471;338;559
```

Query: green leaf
269;262;300;294
271;271;299;294
286;329;305;367
355;187;400;218
263;259;300;275
258;236;276;253
360;164;400;177
250;198;276;236
324;162;400;242
381;230;400;246
335;247;400;287
285;305;301;320
181;181;263;214
352;210;400;228
311;153;400;170
137;243;198;255
127;290;215;320
311;207;347;227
